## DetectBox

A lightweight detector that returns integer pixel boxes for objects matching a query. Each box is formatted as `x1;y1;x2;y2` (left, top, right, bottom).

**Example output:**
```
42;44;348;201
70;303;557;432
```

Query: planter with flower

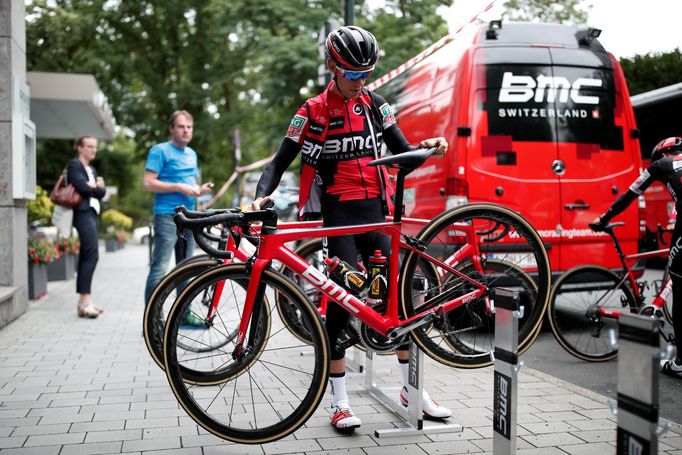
27;237;59;300
47;237;80;281
101;209;133;252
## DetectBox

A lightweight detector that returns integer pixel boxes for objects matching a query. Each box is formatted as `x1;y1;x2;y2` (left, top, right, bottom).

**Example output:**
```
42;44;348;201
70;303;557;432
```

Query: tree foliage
619;49;682;96
502;0;590;25
26;0;449;216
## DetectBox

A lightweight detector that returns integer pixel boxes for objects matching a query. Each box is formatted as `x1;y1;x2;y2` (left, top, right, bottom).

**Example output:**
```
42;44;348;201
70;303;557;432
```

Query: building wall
0;0;29;328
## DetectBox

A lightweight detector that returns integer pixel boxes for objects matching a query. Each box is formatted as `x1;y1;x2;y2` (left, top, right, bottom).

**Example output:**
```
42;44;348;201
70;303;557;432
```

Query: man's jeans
144;214;194;304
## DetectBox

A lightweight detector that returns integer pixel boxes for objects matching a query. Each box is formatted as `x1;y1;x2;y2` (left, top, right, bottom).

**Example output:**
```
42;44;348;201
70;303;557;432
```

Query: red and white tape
366;1;498;91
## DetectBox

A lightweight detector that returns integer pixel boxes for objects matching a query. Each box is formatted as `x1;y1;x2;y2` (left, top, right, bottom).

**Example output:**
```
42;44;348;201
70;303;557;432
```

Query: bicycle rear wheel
399;203;551;368
549;265;637;362
276;238;325;343
163;264;329;444
444;259;539;355
143;258;222;370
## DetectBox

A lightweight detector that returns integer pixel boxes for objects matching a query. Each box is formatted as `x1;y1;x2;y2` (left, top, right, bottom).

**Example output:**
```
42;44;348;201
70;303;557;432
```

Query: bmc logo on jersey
323;132;383;155
301;140;323;161
499;72;602;104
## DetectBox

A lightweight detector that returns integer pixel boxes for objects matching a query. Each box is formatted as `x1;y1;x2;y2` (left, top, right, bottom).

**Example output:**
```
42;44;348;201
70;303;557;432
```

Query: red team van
378;21;643;274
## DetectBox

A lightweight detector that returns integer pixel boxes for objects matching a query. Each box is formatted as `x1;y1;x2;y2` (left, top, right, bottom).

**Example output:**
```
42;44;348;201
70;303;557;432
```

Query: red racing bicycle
162;148;551;444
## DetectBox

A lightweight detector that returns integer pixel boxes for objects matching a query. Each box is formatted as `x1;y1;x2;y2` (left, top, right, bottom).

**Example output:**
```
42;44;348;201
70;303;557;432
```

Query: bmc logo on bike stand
616;428;650;455
408;344;420;389
493;371;512;439
301;265;364;314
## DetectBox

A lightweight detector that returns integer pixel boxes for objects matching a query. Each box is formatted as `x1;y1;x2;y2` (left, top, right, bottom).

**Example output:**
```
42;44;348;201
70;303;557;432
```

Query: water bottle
324;257;367;295
367;250;387;305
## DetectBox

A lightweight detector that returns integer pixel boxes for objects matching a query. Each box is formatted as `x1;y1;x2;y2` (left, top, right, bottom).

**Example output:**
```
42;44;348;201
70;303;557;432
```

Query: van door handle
564;203;590;210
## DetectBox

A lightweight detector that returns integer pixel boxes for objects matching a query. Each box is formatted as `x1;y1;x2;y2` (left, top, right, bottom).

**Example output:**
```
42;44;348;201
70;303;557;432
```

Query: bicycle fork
232;259;269;361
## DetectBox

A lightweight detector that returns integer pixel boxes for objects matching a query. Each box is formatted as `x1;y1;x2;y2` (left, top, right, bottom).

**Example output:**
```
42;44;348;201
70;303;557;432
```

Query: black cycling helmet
651;137;682;162
325;26;379;69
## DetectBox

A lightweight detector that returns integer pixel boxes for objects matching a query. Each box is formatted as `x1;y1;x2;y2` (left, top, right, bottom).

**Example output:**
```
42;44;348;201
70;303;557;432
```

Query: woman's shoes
77;301;100;318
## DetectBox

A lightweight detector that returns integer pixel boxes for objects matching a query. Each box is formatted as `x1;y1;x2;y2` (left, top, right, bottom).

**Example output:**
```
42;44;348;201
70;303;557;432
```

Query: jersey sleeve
284;105;310;145
369;91;413;154
628;165;658;195
602;163;660;222
370;92;397;131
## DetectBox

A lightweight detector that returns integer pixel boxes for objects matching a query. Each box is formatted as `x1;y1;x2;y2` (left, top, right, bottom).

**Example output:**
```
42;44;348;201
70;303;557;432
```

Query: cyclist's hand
419;137;448;157
589;216;607;232
178;183;201;196
250;196;273;212
199;182;214;195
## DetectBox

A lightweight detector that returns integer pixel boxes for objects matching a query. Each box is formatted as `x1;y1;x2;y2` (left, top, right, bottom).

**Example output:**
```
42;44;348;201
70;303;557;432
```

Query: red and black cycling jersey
602;155;682;223
256;82;413;218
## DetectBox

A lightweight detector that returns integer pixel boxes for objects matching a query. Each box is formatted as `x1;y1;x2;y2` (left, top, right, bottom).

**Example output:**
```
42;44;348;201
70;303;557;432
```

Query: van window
480;51;623;150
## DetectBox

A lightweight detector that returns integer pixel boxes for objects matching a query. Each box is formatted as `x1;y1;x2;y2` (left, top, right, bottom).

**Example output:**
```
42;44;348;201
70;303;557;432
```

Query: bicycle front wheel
163;263;330;444
400;203;551;368
549;265;636;362
143;258;222;371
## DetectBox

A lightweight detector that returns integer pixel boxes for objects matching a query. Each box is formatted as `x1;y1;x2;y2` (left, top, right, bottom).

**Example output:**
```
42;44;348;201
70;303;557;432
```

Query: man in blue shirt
143;110;213;306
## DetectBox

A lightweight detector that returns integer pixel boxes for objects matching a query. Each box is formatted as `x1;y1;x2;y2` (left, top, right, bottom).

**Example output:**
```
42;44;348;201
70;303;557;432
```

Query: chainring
359;305;406;352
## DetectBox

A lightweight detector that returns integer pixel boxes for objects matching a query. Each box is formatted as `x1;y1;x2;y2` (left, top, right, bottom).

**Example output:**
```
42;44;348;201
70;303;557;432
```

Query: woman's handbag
50;171;83;208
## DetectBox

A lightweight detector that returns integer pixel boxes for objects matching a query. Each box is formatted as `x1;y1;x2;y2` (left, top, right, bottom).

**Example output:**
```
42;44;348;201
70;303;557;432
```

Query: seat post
393;170;407;224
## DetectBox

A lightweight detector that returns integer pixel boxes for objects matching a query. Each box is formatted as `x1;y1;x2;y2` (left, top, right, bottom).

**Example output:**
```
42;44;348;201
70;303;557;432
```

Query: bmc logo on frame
493;371;512;439
499;72;602;105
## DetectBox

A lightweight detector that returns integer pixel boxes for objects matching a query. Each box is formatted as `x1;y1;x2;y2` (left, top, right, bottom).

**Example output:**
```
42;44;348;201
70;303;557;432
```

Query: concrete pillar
0;0;29;327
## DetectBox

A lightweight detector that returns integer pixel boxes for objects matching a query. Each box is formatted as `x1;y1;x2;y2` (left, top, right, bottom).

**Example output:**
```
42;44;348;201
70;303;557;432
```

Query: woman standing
66;136;106;318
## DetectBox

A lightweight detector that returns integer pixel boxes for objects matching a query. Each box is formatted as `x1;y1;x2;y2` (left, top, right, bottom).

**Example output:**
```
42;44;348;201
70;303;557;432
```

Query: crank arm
387;311;439;340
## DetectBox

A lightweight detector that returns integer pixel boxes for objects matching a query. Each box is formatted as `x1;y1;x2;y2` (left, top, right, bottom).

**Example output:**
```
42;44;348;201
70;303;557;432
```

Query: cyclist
592;136;682;378
252;26;452;431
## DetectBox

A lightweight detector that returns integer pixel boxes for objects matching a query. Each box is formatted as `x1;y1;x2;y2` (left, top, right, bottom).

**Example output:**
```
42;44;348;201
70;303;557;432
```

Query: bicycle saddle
588;221;624;232
367;147;437;172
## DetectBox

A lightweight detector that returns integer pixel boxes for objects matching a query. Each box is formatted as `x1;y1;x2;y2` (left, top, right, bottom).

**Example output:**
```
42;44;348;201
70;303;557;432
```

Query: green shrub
101;209;133;231
27;186;54;223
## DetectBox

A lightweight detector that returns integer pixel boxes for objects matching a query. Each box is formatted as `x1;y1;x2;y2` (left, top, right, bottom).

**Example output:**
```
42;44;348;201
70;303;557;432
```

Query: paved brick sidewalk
1;244;681;455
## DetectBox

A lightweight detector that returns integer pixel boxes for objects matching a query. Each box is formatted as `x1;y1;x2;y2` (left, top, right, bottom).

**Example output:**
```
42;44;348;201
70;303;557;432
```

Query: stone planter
105;238;118;252
47;254;76;281
28;262;48;300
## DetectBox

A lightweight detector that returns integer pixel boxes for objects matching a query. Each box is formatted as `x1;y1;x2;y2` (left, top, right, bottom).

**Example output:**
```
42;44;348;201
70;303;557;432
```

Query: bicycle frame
234;219;490;351
598;242;670;319
204;219;323;320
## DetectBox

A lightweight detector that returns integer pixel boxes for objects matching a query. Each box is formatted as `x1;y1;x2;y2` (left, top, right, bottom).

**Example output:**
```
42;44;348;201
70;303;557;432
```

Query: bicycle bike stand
609;313;673;455
363;343;463;437
492;288;522;455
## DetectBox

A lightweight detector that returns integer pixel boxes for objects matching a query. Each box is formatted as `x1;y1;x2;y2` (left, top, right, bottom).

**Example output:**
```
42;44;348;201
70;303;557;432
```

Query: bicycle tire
143;257;222;371
162;264;272;385
548;265;637;362
163;263;329;444
276;238;325;344
399;203;551;368
174;253;211;268
443;259;539;356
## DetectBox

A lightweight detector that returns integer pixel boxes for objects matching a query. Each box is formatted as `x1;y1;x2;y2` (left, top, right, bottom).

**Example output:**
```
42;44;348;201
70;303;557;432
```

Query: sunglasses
335;65;374;81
